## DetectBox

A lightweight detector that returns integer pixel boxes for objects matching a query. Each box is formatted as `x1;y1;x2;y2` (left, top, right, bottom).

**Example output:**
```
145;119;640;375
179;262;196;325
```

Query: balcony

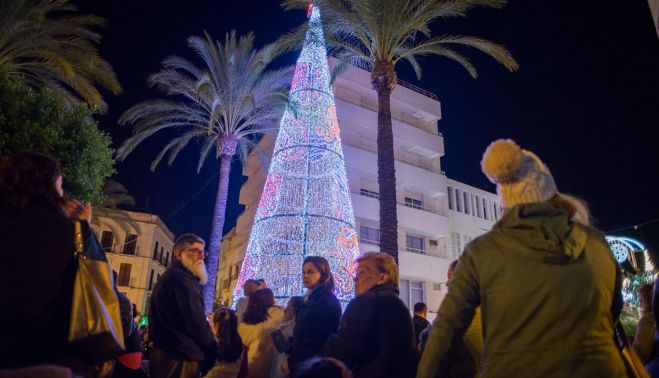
336;99;444;159
352;192;448;237
343;145;446;197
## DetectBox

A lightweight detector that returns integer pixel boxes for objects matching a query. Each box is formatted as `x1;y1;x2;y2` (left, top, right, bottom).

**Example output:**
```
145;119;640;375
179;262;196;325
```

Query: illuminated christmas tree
233;5;360;307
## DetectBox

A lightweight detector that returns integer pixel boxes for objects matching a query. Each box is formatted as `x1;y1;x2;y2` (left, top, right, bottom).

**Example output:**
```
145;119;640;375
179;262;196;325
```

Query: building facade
93;209;175;316
216;59;500;317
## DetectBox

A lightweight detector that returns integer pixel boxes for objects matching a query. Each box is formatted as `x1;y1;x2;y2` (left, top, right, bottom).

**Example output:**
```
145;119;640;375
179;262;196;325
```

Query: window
159;246;164;264
360;188;379;199
447;186;454;210
359;226;380;245
234;260;243;282
399;279;425;309
100;231;114;252
493;203;499;220
404;197;423;210
123;234;138;255
463;191;470;215
482;198;489;220
455;189;461;212
411;281;424;305
118;263;132;286
406;235;425;254
153;241;159;260
451;232;462;259
475;195;482;218
148;269;155;290
164;252;170;267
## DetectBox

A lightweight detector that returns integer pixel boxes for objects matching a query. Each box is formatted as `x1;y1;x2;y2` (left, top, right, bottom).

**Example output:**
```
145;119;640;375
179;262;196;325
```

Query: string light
232;6;360;308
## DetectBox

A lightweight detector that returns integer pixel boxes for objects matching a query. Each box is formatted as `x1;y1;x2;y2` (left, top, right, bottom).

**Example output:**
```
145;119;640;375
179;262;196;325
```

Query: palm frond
0;0;121;111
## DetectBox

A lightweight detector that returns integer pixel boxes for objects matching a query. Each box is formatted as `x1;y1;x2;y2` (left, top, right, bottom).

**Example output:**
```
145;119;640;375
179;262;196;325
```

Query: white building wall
445;179;501;260
93;209;175;316
216;59;499;319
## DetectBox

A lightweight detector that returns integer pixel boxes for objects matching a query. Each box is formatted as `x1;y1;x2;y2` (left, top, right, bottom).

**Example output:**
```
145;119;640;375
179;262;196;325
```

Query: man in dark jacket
412;302;430;347
149;233;217;378
322;252;418;378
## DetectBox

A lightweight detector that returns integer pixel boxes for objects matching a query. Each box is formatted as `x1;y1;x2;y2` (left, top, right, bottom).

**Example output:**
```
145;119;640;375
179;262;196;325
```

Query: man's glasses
186;248;206;257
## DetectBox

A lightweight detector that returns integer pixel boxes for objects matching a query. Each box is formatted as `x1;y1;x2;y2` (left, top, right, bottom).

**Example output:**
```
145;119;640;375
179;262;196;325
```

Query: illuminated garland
606;235;650;269
232;5;360;307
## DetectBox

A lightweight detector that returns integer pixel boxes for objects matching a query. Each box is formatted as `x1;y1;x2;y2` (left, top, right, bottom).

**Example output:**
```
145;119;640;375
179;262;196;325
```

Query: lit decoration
606;235;654;335
606;236;649;269
232;5;360;308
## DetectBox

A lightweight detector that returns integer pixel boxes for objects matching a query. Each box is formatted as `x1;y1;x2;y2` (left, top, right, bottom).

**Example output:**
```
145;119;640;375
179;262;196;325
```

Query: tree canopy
0;77;115;203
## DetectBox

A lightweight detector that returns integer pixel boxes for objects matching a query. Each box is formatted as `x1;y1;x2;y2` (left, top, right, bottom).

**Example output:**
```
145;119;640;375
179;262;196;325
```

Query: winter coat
238;307;284;378
288;288;341;373
417;202;627;378
149;260;217;363
0;203;96;377
323;282;418;378
413;315;430;346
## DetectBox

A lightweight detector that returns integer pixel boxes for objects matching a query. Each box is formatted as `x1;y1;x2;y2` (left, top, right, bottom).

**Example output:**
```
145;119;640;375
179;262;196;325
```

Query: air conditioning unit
432;282;442;291
429;239;438;246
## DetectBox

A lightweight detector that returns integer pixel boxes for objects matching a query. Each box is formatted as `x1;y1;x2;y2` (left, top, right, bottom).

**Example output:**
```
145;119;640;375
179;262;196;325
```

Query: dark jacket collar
170;259;199;282
368;282;399;295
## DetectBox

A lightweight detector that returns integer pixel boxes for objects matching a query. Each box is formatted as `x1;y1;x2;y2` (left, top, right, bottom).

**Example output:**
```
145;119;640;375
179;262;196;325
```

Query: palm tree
281;0;518;263
0;0;121;112
118;31;291;312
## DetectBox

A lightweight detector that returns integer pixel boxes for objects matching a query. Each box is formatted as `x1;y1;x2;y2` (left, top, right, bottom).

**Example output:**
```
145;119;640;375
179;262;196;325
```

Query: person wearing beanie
417;139;627;378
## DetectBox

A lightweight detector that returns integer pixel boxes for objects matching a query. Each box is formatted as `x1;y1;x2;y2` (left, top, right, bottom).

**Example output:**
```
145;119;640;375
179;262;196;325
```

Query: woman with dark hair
284;256;341;375
237;288;284;378
207;308;246;378
0;152;96;377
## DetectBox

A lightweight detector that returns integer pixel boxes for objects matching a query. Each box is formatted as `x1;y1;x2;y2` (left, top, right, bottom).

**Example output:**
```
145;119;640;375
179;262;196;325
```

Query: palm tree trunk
203;137;236;313
372;60;399;264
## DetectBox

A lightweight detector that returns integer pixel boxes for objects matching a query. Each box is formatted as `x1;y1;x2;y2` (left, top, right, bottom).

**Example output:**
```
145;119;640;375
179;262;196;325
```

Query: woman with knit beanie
417;139;627;378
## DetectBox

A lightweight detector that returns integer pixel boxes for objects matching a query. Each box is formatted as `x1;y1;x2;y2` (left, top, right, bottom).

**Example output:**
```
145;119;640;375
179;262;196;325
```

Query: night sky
72;1;659;255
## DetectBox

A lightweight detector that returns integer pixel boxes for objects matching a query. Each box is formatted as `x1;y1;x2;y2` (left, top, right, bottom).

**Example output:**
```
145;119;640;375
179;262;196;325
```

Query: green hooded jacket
417;202;626;378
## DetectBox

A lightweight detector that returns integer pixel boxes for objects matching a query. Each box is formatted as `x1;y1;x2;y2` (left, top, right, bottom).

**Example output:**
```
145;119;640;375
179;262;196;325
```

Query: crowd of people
1;138;657;377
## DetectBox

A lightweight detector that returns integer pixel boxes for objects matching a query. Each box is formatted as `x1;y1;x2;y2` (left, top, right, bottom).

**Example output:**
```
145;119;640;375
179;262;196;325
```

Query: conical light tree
233;5;360;307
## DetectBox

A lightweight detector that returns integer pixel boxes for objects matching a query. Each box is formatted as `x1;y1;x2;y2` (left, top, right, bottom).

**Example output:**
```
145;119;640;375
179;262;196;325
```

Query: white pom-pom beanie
481;139;557;209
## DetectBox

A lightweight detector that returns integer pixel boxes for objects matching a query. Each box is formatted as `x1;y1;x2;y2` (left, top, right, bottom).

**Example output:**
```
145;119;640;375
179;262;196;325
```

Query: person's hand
281;360;290;375
63;199;92;224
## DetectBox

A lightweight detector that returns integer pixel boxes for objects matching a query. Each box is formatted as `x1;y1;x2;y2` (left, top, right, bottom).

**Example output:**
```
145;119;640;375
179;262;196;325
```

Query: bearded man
149;233;217;378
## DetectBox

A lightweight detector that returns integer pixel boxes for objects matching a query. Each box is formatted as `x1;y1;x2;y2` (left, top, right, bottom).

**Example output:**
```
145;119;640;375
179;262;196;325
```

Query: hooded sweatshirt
417;202;626;378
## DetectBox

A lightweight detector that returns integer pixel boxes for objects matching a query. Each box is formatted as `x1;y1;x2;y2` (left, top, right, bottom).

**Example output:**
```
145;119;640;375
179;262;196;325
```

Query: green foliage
619;271;654;336
0;78;115;202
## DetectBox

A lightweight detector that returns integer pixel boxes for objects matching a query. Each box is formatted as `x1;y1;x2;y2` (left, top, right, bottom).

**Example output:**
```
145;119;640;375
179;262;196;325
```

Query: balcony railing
357;190;446;216
405;247;426;255
358;238;380;246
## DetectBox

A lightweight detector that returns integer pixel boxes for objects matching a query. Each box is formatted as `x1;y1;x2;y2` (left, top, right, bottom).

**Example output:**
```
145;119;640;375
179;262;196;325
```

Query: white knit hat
481;139;557;209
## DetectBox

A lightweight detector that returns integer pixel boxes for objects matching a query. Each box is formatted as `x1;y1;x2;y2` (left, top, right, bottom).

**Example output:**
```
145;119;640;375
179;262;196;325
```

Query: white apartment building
93;209;175;316
216;59;500;316
446;179;502;262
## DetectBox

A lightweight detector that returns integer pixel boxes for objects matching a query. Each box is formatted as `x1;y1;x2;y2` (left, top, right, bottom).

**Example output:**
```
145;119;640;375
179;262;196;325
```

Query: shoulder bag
68;220;125;362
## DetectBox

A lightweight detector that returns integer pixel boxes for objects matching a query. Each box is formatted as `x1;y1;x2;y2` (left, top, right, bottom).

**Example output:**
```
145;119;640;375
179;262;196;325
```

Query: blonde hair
550;193;591;226
356;252;399;289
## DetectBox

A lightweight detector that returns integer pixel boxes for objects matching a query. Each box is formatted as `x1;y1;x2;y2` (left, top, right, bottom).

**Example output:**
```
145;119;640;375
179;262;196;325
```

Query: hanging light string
606;218;659;234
